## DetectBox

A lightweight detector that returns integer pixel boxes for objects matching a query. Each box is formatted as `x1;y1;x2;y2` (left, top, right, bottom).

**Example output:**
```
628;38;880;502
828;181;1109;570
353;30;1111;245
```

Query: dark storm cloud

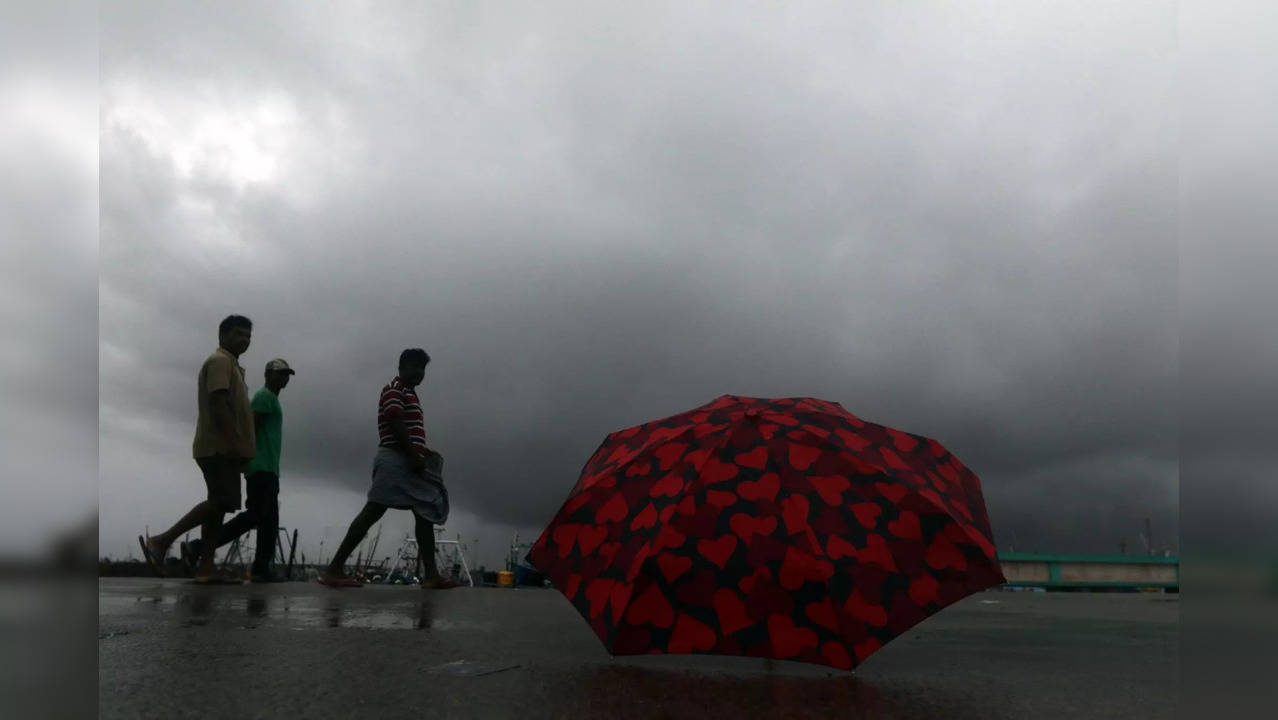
1180;1;1278;554
99;0;1177;560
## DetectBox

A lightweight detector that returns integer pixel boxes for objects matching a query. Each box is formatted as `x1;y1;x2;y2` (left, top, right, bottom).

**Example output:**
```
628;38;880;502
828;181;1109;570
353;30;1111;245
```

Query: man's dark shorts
195;456;244;512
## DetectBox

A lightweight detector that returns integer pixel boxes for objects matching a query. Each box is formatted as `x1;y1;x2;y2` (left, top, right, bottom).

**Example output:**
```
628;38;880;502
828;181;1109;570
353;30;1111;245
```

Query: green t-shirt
245;388;283;476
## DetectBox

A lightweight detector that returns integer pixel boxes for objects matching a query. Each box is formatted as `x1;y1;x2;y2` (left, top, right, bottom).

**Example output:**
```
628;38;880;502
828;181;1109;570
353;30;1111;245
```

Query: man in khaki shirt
140;314;257;583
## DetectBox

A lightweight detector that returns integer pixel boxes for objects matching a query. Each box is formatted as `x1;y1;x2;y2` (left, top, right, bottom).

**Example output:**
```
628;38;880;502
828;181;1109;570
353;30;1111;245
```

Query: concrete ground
99;578;1177;719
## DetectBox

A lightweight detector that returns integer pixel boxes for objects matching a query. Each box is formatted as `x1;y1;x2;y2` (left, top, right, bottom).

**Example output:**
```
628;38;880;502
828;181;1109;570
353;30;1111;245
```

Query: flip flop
317;573;363;588
138;535;166;578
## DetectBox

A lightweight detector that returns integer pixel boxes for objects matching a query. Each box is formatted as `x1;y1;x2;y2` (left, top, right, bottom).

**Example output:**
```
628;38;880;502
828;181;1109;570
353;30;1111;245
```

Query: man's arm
210;389;240;451
387;415;425;471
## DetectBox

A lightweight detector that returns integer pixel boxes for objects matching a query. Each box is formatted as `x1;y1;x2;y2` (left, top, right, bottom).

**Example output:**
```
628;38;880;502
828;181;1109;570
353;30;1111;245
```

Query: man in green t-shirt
183;358;295;582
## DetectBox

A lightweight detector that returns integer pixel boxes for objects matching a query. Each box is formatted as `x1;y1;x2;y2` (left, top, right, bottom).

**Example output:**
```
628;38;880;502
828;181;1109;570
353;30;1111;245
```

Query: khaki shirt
192;347;256;459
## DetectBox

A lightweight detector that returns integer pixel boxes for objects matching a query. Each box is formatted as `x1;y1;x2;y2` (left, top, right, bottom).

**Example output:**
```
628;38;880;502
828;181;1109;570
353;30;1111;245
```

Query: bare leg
146;500;219;563
150;457;242;577
325;503;387;577
415;513;440;582
416;513;458;589
196;509;226;577
184;503;258;569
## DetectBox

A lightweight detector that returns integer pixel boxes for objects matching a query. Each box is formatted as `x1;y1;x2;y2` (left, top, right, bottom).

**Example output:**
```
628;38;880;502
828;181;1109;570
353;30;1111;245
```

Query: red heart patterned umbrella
528;395;1004;670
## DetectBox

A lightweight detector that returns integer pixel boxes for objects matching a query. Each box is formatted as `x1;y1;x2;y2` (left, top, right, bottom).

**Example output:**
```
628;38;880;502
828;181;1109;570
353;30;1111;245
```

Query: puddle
100;585;500;633
96;595;179;611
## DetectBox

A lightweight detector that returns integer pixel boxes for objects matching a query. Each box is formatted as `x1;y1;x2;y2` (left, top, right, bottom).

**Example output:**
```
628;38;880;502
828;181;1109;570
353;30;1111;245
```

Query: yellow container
497;571;514;587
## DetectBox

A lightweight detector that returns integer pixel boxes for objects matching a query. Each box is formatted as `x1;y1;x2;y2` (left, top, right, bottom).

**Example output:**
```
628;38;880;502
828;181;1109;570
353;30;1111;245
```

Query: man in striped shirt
377;371;427;454
319;348;459;589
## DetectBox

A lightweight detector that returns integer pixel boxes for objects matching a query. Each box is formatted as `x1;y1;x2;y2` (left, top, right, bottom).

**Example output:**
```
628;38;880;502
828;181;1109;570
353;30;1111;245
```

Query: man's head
398;348;430;388
264;358;294;393
218;315;253;356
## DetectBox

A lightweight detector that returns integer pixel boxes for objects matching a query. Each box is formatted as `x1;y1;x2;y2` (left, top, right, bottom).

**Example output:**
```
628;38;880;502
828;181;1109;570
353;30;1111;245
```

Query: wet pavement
99;578;1177;719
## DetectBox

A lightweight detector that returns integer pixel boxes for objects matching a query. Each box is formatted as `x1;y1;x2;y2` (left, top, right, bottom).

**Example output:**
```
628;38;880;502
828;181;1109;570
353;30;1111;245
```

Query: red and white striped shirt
377;377;426;455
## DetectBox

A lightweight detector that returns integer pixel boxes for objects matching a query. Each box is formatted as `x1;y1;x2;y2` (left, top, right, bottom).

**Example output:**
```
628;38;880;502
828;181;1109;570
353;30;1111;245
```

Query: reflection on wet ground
100;581;510;636
99;578;1177;719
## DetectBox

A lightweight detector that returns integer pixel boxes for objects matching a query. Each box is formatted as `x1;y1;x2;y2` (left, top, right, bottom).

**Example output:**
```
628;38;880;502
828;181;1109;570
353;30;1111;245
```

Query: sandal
138;535;167;578
318;572;363;588
420;578;462;590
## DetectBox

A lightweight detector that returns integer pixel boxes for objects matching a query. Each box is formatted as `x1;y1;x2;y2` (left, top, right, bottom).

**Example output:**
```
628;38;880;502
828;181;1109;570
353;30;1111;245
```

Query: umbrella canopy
528;395;1004;669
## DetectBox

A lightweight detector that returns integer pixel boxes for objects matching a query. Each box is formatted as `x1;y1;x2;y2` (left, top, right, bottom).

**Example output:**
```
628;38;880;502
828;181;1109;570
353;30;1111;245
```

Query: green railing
997;553;1179;590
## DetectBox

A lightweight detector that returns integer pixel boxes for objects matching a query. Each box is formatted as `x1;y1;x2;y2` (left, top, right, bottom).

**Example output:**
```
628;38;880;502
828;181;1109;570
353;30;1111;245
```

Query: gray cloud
0;1;98;556
97;1;1178;566
1179;1;1278;556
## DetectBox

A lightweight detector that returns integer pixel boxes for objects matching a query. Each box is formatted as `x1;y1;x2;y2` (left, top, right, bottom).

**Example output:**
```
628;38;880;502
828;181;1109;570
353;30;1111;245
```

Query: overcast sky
0;2;98;558
84;1;1183;569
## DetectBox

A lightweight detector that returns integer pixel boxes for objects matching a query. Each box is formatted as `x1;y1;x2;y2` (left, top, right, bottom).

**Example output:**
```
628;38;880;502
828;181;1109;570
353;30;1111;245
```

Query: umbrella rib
760;429;865;663
621;421;742;624
788;427;987;541
599;422;727;649
777;427;1000;574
